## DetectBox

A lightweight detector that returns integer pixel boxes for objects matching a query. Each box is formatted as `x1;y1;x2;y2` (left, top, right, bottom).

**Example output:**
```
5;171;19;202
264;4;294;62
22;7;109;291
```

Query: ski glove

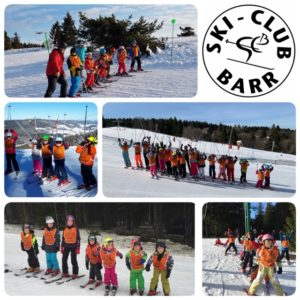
140;259;146;265
145;264;151;272
75;248;80;255
41;245;45;251
126;262;131;271
60;247;64;254
86;260;89;270
166;269;171;279
277;267;282;274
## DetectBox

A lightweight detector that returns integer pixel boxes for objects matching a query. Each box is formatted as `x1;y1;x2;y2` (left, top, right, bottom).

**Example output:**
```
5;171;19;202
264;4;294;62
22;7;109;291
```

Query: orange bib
63;227;77;244
44;228;57;246
53;144;65;160
21;232;32;251
259;246;278;267
130;250;143;270
101;247;117;268
86;243;101;265
153;253;169;271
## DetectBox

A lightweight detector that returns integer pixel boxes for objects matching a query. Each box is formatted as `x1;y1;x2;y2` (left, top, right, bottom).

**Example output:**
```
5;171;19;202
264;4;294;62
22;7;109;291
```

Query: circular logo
202;5;295;97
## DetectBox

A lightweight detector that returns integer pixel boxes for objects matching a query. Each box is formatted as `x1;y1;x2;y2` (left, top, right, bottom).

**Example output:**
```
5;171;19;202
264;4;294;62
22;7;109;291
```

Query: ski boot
5;170;12;175
95;279;102;287
33;267;40;273
129;67;136;73
138;67;144;71
87;86;94;92
52;269;61;277
111;286;117;296
62;272;70;278
116;72;122;76
45;268;53;275
139;289;144;296
147;290;158;296
105;285;110;296
130;288;137;295
88;279;96;284
72;274;78;279
27;267;34;273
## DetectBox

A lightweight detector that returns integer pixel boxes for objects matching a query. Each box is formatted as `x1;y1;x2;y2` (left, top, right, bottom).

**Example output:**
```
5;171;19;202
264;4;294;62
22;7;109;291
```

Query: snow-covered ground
4;146;98;197
5;37;197;98
4;225;194;296
202;238;296;296
102;127;296;198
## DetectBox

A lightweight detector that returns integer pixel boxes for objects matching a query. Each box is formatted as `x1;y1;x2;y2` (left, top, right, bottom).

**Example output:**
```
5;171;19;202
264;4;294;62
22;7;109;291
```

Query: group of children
20;216;174;296
4;129;98;190
118;137;274;188
215;228;293;296
45;40;144;98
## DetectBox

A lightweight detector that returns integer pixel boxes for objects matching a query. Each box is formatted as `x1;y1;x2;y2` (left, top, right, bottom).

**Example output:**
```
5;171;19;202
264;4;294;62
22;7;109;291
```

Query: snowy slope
4;146;98;197
102;127;295;198
202;238;296;296
5;225;194;296
5;37;197;98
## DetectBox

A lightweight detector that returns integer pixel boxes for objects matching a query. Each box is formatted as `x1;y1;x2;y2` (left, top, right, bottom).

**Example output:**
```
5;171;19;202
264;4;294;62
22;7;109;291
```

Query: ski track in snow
202;239;296;296
5;227;194;296
5;38;197;98
4;146;98;197
102;128;296;198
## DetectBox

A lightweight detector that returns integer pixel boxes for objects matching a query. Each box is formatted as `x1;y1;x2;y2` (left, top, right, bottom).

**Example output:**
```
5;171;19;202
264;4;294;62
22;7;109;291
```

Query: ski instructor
44;42;68;98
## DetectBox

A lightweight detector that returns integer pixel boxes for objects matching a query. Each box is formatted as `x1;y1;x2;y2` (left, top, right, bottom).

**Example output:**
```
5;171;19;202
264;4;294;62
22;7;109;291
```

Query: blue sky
5;5;197;43
5;103;98;121
103;103;295;129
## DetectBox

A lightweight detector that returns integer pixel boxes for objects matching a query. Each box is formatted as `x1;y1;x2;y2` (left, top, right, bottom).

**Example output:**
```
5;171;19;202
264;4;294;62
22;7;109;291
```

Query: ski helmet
23;224;32;231
262;234;274;242
156;241;166;250
172;152;177;156
87;136;98;144
66;215;75;223
5;131;13;138
87;52;93;57
45;216;55;224
104;237;113;247
31;138;37;144
70;47;77;55
58;41;67;50
88;234;97;243
55;136;63;143
131;238;141;249
100;47;106;55
257;234;264;242
42;134;50;141
119;45;125;50
131;40;137;45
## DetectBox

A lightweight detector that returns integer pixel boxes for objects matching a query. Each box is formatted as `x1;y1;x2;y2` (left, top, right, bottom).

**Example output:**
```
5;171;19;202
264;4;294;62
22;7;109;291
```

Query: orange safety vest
227;160;235;169
189;152;198;161
282;240;289;248
134;145;141;155
148;155;156;166
69;55;82;68
244;239;254;251
228;236;235;243
86;243;101;265
117;51;127;64
208;157;216;166
76;144;96;166
257;171;265;180
44;228;57;246
259;246;278;267
53;144;65;160
85;57;95;71
219;159;227;167
5;138;15;151
101;247;117;268
21;232;32;251
164;150;172;162
265;169;271;177
130;250;143;270
121;144;129;151
153;252;169;271
171;156;178;167
63;227;77;244
179;156;186;164
240;162;249;172
42;144;52;158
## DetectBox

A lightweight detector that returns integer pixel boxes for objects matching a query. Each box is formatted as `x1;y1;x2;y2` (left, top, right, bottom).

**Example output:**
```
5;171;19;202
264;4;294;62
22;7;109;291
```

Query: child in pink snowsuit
100;238;123;295
30;139;43;176
158;148;166;174
147;151;158;178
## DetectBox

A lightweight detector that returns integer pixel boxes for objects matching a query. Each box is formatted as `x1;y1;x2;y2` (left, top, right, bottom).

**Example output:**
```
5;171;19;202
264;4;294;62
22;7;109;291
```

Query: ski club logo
202;5;295;97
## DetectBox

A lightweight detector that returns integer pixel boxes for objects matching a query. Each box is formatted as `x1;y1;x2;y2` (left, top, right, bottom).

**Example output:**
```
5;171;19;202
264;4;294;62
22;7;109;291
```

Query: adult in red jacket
4;129;20;175
44;42;68;98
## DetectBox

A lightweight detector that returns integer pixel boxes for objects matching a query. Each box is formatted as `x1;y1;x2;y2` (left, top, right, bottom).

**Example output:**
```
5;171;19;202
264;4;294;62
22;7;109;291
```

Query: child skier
225;233;238;255
84;52;96;92
100;237;123;296
61;215;81;278
256;168;265;188
53;136;70;186
21;224;40;273
147;151;158;179
247;234;284;296
133;142;143;169
262;164;274;188
171;152;179;180
4;129;20;176
145;241;174;296
227;156;237;183
142;137;151;170
198;153;207;180
118;138;133;168
117;46;129;76
95;48;109;83
178;151;187;178
158;148;166;175
240;159;249;184
164;147;173;176
241;232;254;274
30;138;43;178
189;148;199;179
76;136;98;189
67;47;83;97
129;40;143;72
41;134;56;180
279;231;292;265
217;155;227;181
208;154;216;180
180;144;191;173
42;216;61;276
126;239;147;295
85;235;103;286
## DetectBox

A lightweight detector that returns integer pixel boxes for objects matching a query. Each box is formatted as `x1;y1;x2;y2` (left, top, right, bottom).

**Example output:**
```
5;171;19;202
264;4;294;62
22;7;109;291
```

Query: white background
0;0;299;299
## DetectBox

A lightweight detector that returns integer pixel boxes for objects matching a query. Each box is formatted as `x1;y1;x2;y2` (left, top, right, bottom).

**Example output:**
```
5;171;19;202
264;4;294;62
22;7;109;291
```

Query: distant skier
20;224;40;273
158;148;166;175
145;241;174;296
67;47;83;97
239;159;249;184
178;151;187;178
4;129;20;176
225;233;238;255
170;152;179;180
133;142;143;169
147;150;158;179
84;52;96;92
279;231;292;265
118;138;133;168
44;41;68;98
116;46;129;76
208;154;216;179
42;216;61;277
30;138;43;178
142;136;151;170
53;136;70;186
180;144;191;173
41;134;56;180
126;239;147;296
61;215;81;279
129;40;143;72
217;155;227;181
241;232;254;274
106;47;116;78
262;164;274;189
227;156;237;183
164;146;173;176
189;147;199;179
76;136;97;189
256;168;265;188
198;153;207;180
95;48;109;83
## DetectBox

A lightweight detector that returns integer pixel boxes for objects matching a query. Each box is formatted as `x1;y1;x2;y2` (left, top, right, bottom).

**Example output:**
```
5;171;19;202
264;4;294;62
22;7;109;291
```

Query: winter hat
119;45;125;50
70;47;77;55
45;216;55;224
66;215;75;223
131;40;137;45
262;234;274;242
131;238;142;249
42;134;50;141
23;224;32;231
156;241;166;250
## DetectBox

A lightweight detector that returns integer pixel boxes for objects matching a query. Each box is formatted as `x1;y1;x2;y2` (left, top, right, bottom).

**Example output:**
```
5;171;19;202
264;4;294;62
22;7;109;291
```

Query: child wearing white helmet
42;216;61;277
29;138;43;178
4;129;20;176
116;45;129;76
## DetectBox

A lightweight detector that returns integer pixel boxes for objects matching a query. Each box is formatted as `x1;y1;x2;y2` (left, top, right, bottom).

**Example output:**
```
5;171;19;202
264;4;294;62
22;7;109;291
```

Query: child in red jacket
4;129;20;175
85;52;95;92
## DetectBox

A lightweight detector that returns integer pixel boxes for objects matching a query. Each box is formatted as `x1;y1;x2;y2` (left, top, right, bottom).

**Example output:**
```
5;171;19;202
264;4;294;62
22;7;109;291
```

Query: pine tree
4;31;12;50
49;21;63;46
177;26;196;37
62;12;78;46
284;204;296;251
11;32;22;49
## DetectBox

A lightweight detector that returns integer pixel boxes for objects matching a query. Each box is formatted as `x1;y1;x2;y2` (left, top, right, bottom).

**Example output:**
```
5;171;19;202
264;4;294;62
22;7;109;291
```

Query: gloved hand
277;267;282;274
60;247;64;254
139;259;145;265
166;269;171;279
75;248;80;255
41;245;45;251
126;262;131;271
99;263;103;270
145;264;150;272
86;260;89;270
119;253;123;259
